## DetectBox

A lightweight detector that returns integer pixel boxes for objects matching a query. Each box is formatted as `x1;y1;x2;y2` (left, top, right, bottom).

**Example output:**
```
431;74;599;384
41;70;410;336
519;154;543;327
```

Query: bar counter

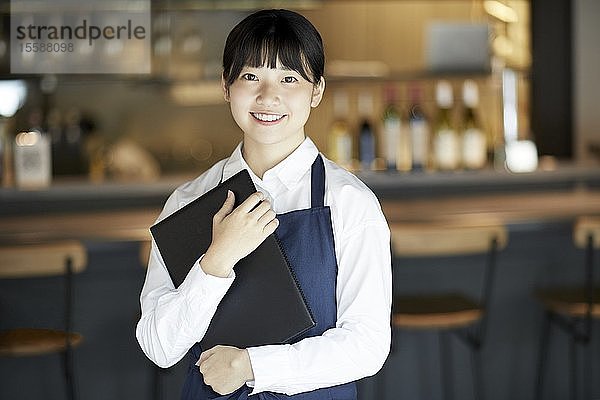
2;189;600;245
1;164;600;243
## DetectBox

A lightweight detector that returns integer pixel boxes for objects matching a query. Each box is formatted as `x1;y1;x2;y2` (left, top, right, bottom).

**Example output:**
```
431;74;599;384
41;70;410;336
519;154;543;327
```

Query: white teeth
252;112;284;122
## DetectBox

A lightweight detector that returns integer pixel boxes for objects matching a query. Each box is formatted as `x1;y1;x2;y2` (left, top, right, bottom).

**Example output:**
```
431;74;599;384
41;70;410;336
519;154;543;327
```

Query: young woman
136;9;392;400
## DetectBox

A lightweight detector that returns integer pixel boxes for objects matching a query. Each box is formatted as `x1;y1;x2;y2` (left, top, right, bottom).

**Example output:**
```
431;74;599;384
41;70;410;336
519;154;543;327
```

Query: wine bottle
408;83;429;171
433;80;459;171
461;80;487;169
358;91;375;171
327;91;353;169
381;85;401;171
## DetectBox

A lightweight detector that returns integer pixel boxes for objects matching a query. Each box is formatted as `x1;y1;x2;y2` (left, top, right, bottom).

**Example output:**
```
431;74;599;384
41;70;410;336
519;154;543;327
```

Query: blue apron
181;154;357;400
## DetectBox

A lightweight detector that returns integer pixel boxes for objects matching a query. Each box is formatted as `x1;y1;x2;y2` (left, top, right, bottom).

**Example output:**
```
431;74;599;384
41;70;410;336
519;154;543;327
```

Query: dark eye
282;76;298;83
242;73;258;81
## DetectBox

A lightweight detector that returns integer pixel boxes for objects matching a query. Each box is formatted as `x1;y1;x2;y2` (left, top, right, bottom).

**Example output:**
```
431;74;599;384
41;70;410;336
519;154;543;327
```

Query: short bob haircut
222;9;325;89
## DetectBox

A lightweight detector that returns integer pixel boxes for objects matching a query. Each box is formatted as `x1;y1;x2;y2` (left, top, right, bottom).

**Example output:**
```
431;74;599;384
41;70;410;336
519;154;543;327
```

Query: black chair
389;221;507;400
0;241;87;400
534;216;600;400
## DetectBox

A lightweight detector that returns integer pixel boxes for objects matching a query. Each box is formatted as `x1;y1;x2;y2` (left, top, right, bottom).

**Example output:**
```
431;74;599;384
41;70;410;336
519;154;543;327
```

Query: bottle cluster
326;79;489;172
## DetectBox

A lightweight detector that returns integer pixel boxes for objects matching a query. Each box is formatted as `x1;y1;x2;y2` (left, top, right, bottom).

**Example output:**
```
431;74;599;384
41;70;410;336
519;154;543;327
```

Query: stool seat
535;286;600;318
534;216;600;400
0;328;83;357
394;293;483;329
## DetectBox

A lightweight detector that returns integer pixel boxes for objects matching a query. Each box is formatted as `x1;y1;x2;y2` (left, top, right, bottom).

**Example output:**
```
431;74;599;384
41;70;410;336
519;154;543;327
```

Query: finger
196;356;208;371
263;218;279;235
198;360;208;374
257;209;277;226
197;352;209;366
197;346;217;366
237;192;264;214
198;356;213;374
213;191;235;223
250;200;272;219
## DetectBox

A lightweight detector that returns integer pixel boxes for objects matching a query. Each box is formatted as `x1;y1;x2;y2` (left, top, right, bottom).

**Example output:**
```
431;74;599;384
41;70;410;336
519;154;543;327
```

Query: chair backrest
0;241;87;279
574;216;600;249
390;221;508;258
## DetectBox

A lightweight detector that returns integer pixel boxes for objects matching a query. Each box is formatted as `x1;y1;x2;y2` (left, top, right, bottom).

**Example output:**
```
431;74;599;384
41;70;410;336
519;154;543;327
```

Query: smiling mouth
250;112;286;123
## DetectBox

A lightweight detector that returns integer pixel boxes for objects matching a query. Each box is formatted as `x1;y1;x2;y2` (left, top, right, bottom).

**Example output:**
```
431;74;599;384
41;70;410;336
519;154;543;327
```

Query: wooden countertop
381;189;600;224
0;208;159;244
1;189;600;244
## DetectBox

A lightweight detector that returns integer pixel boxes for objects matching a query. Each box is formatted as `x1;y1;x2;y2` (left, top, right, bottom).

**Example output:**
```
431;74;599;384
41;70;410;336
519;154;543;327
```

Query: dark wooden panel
531;0;573;159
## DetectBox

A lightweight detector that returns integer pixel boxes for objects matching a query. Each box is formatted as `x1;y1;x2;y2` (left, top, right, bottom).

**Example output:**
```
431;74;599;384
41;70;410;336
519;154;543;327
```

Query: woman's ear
221;75;230;102
310;78;326;108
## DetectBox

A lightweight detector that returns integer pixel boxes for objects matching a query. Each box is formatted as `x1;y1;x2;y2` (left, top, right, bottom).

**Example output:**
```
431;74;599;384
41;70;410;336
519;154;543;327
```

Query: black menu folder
150;169;315;349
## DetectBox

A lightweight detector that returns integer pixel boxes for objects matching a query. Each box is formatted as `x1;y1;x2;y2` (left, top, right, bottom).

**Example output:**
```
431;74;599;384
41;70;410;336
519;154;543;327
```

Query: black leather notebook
150;169;315;349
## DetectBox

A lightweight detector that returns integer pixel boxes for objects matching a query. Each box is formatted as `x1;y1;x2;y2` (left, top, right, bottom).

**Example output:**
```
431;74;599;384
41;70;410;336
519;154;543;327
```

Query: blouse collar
222;137;319;192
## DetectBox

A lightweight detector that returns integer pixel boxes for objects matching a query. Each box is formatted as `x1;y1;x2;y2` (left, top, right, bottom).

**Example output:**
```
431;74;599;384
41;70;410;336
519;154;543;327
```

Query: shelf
359;164;600;199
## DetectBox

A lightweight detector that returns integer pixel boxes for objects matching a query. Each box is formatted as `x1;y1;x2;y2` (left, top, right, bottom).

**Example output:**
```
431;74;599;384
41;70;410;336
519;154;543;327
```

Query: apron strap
310;154;325;208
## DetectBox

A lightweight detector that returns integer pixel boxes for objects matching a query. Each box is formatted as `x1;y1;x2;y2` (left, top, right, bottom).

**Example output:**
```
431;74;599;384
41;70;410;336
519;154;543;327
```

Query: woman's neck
242;136;305;179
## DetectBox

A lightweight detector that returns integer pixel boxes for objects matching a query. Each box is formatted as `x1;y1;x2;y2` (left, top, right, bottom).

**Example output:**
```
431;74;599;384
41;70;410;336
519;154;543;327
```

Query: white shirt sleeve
246;219;392;395
135;190;235;368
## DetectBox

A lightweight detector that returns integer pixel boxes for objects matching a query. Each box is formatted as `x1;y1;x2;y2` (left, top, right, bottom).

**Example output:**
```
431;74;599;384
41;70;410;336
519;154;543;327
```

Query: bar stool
139;239;166;400
0;241;87;400
390;221;507;400
534;216;600;400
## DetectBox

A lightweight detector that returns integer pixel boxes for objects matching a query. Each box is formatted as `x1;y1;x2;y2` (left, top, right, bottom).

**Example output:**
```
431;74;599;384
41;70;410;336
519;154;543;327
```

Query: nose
256;82;280;107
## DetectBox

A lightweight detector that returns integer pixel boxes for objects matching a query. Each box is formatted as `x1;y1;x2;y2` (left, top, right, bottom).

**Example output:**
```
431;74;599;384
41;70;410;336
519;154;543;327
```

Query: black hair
222;9;324;89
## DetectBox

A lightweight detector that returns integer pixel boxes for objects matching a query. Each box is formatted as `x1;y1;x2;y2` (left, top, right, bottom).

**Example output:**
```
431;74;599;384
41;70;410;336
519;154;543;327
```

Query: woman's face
224;60;324;151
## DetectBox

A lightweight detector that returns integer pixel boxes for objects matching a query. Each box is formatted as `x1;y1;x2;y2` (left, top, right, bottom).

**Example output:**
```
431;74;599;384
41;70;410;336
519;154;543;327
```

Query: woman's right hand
200;190;278;278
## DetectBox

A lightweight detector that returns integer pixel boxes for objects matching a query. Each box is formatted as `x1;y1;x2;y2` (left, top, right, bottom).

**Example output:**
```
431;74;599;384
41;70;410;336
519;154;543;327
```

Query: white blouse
136;137;392;396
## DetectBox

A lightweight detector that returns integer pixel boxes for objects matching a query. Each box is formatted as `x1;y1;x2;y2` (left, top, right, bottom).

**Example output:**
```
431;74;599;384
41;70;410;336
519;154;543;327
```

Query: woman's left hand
197;345;255;395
